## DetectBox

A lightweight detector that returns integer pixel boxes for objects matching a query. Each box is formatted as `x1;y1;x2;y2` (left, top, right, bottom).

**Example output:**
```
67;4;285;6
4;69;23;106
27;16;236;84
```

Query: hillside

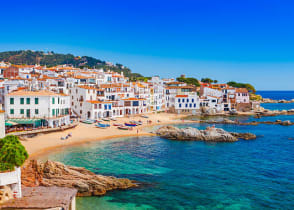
0;50;143;79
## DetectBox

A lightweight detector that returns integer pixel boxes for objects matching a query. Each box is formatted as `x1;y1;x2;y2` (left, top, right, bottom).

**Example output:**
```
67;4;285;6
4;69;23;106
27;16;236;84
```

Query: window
52;109;55;116
52;98;55;104
35;98;39;104
26;98;30;104
20;98;24;104
185;104;188;108
10;109;14;114
104;105;107;110
187;99;189;103
35;109;39;114
58;97;60;104
178;99;180;103
190;104;192;108
192;99;194;103
94;104;98;109
10;98;14;104
194;104;196;108
20;109;24;114
179;104;182;108
182;99;185;103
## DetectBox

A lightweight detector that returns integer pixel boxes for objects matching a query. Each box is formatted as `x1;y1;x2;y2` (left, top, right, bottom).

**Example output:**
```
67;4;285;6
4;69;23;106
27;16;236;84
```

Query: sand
22;113;193;158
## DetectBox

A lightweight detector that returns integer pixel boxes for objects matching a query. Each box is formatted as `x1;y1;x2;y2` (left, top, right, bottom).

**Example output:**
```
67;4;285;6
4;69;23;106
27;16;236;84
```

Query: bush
0;135;28;172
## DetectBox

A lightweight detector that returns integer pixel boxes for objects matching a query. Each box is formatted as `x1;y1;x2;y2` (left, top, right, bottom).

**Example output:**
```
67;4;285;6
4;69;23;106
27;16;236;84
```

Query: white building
175;94;200;114
5;90;70;128
70;86;97;118
0;109;5;138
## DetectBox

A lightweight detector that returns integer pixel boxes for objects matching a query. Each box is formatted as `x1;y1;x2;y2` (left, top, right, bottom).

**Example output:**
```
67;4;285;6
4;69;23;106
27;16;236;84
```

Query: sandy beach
22;113;193;158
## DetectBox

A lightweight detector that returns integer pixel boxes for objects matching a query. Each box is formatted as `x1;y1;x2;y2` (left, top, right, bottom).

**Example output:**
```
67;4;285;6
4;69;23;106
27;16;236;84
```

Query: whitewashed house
5;90;70;128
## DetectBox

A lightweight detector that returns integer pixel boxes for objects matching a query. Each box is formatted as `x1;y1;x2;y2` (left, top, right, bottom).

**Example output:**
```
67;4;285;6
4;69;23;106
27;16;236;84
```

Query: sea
41;91;294;210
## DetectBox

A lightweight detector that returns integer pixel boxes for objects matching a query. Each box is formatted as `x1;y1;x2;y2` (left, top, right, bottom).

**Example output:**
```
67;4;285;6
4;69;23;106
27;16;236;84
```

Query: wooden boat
141;115;149;118
118;126;129;130
110;117;117;121
102;118;110;121
98;122;110;127
113;123;123;126
125;123;137;127
130;120;142;125
95;124;107;129
82;119;95;124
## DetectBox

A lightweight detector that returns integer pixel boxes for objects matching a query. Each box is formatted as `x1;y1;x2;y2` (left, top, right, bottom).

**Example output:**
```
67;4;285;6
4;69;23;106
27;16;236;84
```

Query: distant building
3;66;19;78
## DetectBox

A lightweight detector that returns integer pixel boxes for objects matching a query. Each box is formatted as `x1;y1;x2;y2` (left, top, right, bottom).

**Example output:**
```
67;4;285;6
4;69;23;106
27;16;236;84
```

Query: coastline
24;113;195;159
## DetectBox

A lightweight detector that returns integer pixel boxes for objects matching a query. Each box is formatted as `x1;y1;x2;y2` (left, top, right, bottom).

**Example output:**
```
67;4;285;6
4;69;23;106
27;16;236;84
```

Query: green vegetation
0;50;143;79
176;77;200;86
227;81;256;93
0;135;28;172
129;76;152;82
250;93;263;101
201;78;218;84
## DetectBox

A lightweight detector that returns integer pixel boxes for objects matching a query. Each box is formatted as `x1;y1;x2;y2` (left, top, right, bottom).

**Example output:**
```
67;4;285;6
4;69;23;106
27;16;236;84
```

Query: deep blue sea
257;90;294;100
41;91;294;210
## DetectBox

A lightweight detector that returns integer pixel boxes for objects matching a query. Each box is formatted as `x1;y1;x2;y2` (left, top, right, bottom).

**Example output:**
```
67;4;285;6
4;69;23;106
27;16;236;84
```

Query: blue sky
0;0;293;90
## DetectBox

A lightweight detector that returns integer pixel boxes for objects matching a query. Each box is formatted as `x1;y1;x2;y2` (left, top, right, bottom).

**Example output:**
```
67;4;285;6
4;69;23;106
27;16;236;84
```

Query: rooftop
0;186;77;210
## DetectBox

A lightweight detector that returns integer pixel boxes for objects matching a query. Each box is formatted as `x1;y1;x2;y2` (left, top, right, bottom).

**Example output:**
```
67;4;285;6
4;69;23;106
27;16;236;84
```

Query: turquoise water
43;120;294;209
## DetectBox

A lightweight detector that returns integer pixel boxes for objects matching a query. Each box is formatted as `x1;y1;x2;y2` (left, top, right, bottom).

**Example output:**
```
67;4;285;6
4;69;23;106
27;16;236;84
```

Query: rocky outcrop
202;119;294;126
230;132;256;140
22;160;138;197
156;126;256;142
261;98;294;103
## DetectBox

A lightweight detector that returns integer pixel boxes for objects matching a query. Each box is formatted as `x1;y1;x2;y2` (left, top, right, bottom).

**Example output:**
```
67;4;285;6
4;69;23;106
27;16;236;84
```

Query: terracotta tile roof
86;100;111;104
7;90;66;96
122;98;145;101
78;85;98;90
175;95;188;97
236;88;248;93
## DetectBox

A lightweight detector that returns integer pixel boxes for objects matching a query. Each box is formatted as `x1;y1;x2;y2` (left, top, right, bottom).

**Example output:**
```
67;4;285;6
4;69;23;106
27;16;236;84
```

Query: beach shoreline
24;113;195;159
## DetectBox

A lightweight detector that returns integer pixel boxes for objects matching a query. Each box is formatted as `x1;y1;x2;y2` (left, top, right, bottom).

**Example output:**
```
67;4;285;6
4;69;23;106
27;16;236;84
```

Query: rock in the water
22;160;138;197
281;120;292;126
156;126;238;142
230;132;256;140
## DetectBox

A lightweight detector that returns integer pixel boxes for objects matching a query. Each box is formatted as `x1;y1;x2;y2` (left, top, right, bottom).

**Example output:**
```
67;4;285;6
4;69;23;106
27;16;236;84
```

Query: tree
213;80;218;83
201;78;214;84
0;135;28;172
176;77;200;87
227;81;256;93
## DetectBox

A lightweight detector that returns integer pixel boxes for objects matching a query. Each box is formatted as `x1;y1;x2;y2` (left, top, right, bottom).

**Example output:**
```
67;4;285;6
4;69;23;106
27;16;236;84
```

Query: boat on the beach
102;118;110;121
113;123;123;126
125;123;137;127
118;126;129;130
141;115;149;118
95;124;107;129
110;117;117;121
82;119;95;124
97;122;110;127
130;120;143;125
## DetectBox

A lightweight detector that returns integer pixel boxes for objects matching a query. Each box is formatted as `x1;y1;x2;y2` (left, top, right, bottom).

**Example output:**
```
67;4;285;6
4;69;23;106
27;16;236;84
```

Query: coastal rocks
156;126;256;142
22;160;138;197
261;98;294;103
230;132;256;140
281;120;292;126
